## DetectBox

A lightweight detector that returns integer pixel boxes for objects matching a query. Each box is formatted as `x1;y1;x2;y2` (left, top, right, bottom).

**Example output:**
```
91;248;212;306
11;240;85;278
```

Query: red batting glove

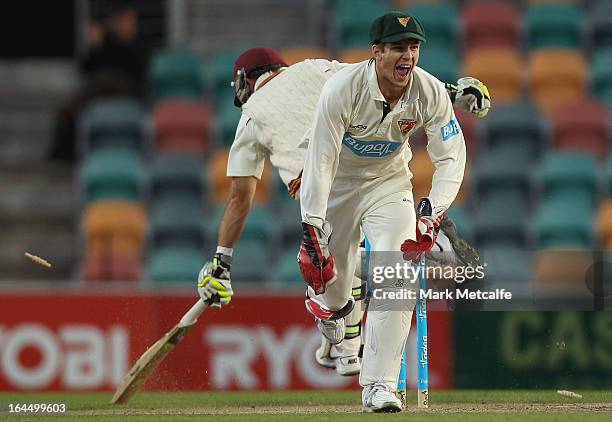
298;222;337;294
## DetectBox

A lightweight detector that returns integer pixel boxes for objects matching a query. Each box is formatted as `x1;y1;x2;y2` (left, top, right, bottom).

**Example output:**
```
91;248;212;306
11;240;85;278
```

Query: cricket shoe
425;215;481;269
315;317;345;345
362;383;403;413
315;340;360;376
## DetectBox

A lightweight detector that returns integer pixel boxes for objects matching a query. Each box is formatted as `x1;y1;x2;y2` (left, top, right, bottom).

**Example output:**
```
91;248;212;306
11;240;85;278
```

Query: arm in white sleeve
227;114;266;179
423;82;467;218
299;80;348;230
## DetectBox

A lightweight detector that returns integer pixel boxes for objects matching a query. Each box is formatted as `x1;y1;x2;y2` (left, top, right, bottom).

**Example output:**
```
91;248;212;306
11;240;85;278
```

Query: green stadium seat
80;98;145;153
80;148;147;202
526;4;584;49
206;205;274;245
534;197;594;249
417;47;458;84
405;3;457;50
592;48;612;110
218;94;242;146
150;197;205;250
231;239;270;282
475;193;529;249
148;246;202;283
480;246;532;283
151;153;203;202
604;152;612;195
475;145;532;201
484;100;545;157
278;199;302;250
445;206;473;243
591;1;612;50
275;250;302;284
334;0;389;48
150;50;204;101
538;151;599;207
206;50;241;101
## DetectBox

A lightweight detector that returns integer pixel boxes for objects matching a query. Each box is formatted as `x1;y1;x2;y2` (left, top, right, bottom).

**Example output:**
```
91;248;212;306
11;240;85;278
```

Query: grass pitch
0;390;611;421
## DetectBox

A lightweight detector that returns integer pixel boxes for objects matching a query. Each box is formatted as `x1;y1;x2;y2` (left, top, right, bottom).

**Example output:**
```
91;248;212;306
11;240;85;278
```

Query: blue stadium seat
148;246;202;283
150;50;204;101
526;4;584;49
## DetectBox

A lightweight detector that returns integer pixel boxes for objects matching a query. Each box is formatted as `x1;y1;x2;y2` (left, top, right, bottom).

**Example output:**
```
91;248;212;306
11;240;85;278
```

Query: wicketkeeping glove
197;253;233;308
401;198;442;262
447;77;491;118
298;222;337;294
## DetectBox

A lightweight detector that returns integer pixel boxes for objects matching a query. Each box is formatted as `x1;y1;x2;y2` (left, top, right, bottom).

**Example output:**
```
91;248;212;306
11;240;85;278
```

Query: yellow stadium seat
463;48;523;103
208;148;272;205
597;200;612;249
83;201;148;257
529;49;587;114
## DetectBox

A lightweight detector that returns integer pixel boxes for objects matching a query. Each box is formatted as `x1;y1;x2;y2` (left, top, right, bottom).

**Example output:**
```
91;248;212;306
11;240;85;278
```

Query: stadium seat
153;100;213;155
80;148;147;202
529;49;587;114
338;48;372;64
480;246;532;283
150;197;205;250
445;206;473;243
217;94;242;146
592;48;612;110
334;0;390;48
475;146;531;203
590;0;612;51
148;246;202;283
275;250;302;284
526;3;584;49
463;48;522;103
454;109;479;158
82;253;142;282
150;50;204;101
538;151;599;207
83;201;148;257
534;197;594;248
418;47;459;84
405;3;457;50
475;193;529;249
279;46;332;65
209;204;274;244
208;149;272;205
551;100;609;159
151;153;203;202
462;1;520;49
207;50;242;101
597;199;612;249
231;239;271;282
277;199;302;250
79;98;145;154
604;152;612;195
484;100;546;158
534;249;594;286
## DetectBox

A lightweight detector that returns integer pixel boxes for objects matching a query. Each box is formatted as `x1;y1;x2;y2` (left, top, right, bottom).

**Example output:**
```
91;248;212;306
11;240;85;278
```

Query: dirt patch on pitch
73;402;612;416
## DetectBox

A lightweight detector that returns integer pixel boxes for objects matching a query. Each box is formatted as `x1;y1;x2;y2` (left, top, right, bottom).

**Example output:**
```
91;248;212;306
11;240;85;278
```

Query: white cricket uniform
299;60;466;389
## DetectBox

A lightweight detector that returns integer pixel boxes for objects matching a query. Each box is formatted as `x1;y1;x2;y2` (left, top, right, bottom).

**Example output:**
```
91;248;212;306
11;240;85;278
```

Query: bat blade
110;323;195;404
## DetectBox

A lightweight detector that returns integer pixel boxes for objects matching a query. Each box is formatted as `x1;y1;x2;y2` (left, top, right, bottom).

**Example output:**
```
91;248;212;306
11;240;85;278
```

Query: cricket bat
111;299;209;404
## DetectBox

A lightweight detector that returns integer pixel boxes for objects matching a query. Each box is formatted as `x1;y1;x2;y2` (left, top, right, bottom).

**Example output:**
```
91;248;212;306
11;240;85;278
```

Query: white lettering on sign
0;324;128;389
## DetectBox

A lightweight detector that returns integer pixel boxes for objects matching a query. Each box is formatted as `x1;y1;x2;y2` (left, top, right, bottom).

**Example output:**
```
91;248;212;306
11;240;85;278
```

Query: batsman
196;15;489;399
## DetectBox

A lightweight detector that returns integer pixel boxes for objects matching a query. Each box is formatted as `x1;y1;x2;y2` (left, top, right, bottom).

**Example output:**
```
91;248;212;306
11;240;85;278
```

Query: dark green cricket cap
369;12;426;44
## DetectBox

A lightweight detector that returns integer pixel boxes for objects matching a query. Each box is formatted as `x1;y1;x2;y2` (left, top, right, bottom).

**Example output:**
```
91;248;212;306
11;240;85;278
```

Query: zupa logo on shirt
441;118;461;141
342;133;401;157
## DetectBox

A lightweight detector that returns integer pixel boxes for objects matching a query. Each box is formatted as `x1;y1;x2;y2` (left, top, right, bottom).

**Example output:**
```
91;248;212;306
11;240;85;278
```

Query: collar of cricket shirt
254;68;286;92
367;60;419;111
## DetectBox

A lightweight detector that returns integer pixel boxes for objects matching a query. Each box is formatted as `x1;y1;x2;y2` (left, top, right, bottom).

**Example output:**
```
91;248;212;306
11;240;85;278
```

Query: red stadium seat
82;253;142;282
455;109;479;157
153;100;213;155
552;100;609;159
463;2;521;49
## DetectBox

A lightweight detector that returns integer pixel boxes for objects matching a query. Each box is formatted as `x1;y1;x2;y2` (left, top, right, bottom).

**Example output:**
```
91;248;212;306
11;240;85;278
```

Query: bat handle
179;299;209;327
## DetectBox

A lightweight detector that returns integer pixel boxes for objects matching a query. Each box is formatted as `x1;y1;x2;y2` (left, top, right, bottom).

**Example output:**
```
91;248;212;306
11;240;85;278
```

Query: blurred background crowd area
1;0;611;294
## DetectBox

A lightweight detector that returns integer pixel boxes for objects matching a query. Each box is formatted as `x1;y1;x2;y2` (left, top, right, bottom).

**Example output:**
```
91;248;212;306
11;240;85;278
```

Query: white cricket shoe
315;341;360;376
362;383;403;413
315;317;345;345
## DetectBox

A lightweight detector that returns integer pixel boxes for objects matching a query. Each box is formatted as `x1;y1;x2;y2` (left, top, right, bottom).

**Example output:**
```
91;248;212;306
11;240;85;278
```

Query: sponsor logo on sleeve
440;118;461;141
342;133;402;157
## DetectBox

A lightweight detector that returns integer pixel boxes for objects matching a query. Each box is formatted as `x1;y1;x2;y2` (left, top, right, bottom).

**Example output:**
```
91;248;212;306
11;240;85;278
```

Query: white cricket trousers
309;175;417;389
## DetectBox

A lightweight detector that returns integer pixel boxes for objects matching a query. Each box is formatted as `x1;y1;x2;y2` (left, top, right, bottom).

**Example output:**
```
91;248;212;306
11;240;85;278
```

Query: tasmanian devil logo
398;119;416;135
